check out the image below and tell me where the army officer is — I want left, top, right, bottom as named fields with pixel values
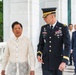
left=37, top=7, right=70, bottom=75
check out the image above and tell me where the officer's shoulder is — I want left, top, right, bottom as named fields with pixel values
left=41, top=24, right=48, bottom=28
left=63, top=24, right=67, bottom=27
left=58, top=22, right=67, bottom=27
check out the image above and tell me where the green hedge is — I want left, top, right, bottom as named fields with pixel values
left=0, top=1, right=3, bottom=42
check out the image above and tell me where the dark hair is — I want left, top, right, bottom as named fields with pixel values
left=68, top=24, right=73, bottom=27
left=11, top=21, right=23, bottom=29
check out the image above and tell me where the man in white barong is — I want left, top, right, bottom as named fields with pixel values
left=1, top=21, right=35, bottom=75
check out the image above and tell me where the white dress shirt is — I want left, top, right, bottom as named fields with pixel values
left=69, top=30, right=73, bottom=41
left=2, top=35, right=35, bottom=75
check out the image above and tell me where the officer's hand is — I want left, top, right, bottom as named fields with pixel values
left=30, top=71, right=34, bottom=75
left=58, top=62, right=66, bottom=71
left=1, top=70, right=5, bottom=75
left=37, top=56, right=44, bottom=64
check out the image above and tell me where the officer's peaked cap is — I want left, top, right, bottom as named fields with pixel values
left=42, top=7, right=57, bottom=18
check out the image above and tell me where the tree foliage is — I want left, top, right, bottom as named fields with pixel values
left=0, top=1, right=3, bottom=42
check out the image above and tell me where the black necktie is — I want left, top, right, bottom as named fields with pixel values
left=50, top=26, right=53, bottom=31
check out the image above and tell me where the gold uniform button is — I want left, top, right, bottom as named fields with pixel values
left=49, top=50, right=51, bottom=52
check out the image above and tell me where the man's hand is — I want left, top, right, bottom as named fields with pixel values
left=1, top=70, right=5, bottom=75
left=70, top=49, right=73, bottom=53
left=37, top=56, right=44, bottom=64
left=30, top=71, right=34, bottom=75
left=59, top=62, right=66, bottom=71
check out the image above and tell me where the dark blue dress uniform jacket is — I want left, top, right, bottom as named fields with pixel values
left=72, top=31, right=76, bottom=51
left=72, top=31, right=76, bottom=65
left=37, top=21, right=70, bottom=70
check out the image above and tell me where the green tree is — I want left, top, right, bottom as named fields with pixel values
left=0, top=1, right=3, bottom=42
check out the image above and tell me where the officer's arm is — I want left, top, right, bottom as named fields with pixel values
left=37, top=26, right=44, bottom=57
left=62, top=25, right=70, bottom=65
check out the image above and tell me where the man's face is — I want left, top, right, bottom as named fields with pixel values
left=69, top=25, right=73, bottom=30
left=43, top=14, right=53, bottom=24
left=12, top=24, right=23, bottom=38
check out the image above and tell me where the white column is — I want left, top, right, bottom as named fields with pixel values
left=3, top=0, right=10, bottom=41
left=30, top=0, right=42, bottom=74
left=58, top=0, right=68, bottom=24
